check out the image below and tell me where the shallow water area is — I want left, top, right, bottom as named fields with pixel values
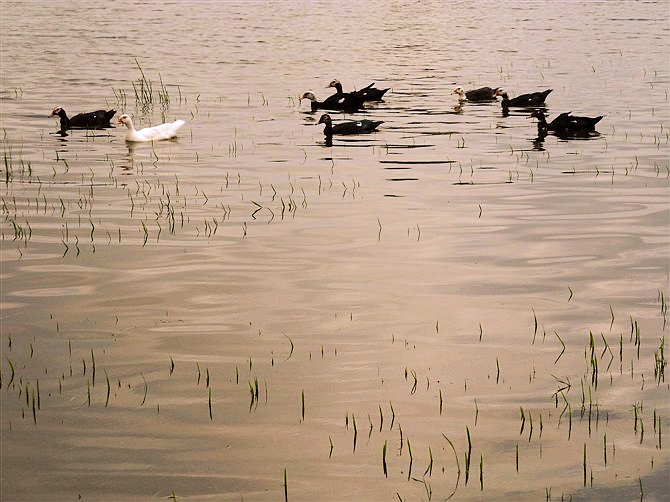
left=1, top=1, right=669, bottom=501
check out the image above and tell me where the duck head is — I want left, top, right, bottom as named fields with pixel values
left=50, top=106, right=65, bottom=118
left=327, top=79, right=343, bottom=93
left=114, top=114, right=134, bottom=129
left=300, top=91, right=316, bottom=103
left=317, top=114, right=332, bottom=126
left=452, top=87, right=466, bottom=100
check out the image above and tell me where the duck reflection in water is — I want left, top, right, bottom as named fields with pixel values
left=121, top=141, right=168, bottom=171
left=531, top=130, right=548, bottom=151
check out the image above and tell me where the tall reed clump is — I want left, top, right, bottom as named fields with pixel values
left=132, top=59, right=172, bottom=113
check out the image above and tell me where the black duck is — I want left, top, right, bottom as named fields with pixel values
left=50, top=106, right=116, bottom=133
left=317, top=113, right=383, bottom=136
left=300, top=89, right=363, bottom=113
left=330, top=80, right=389, bottom=102
left=530, top=109, right=603, bottom=135
left=498, top=89, right=552, bottom=108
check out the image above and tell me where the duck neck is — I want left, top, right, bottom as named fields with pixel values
left=333, top=82, right=343, bottom=94
left=322, top=121, right=333, bottom=136
left=58, top=110, right=70, bottom=131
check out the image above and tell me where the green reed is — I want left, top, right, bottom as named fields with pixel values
left=132, top=59, right=155, bottom=111
left=352, top=414, right=358, bottom=452
left=424, top=446, right=433, bottom=477
left=515, top=441, right=519, bottom=472
left=90, top=350, right=96, bottom=387
left=406, top=438, right=413, bottom=481
left=654, top=336, right=666, bottom=383
left=464, top=426, right=472, bottom=485
left=479, top=454, right=484, bottom=491
left=208, top=387, right=213, bottom=421
left=659, top=289, right=668, bottom=329
left=31, top=386, right=37, bottom=425
left=300, top=389, right=305, bottom=422
left=3, top=147, right=12, bottom=184
left=555, top=332, right=566, bottom=363
left=104, top=369, right=110, bottom=408
left=140, top=373, right=148, bottom=406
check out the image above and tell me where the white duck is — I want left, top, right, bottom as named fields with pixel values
left=115, top=114, right=185, bottom=142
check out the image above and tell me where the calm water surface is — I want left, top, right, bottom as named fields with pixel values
left=1, top=1, right=669, bottom=500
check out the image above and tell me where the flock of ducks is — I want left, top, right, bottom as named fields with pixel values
left=49, top=81, right=602, bottom=143
left=300, top=80, right=603, bottom=141
left=453, top=86, right=602, bottom=136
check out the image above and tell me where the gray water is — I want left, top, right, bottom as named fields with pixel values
left=1, top=1, right=669, bottom=501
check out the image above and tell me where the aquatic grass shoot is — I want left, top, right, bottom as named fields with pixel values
left=208, top=387, right=213, bottom=421
left=654, top=336, right=666, bottom=383
left=406, top=438, right=413, bottom=481
left=515, top=441, right=519, bottom=472
left=131, top=58, right=173, bottom=113
left=464, top=426, right=472, bottom=485
left=140, top=373, right=148, bottom=406
left=352, top=414, right=358, bottom=452
left=300, top=389, right=305, bottom=422
left=479, top=454, right=484, bottom=490
left=104, top=369, right=110, bottom=408
left=424, top=446, right=433, bottom=477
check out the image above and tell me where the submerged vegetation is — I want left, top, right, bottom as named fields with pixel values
left=1, top=283, right=667, bottom=499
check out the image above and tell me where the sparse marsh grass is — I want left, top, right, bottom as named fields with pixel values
left=2, top=275, right=668, bottom=500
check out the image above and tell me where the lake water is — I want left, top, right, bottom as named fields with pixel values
left=1, top=1, right=669, bottom=500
